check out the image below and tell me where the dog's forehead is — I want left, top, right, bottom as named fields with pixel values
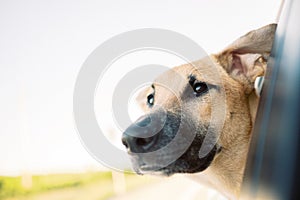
left=153, top=56, right=222, bottom=88
left=152, top=65, right=190, bottom=93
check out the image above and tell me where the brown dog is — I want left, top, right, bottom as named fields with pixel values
left=122, top=24, right=277, bottom=199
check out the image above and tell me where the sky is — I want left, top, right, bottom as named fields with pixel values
left=0, top=0, right=282, bottom=176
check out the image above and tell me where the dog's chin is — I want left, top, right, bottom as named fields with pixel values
left=132, top=145, right=219, bottom=176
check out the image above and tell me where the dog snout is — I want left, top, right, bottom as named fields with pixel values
left=122, top=114, right=165, bottom=153
left=122, top=132, right=158, bottom=153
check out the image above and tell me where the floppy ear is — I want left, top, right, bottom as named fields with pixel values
left=215, top=24, right=277, bottom=94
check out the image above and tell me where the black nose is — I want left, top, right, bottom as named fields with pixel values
left=122, top=114, right=163, bottom=153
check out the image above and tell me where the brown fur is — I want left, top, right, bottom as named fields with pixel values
left=132, top=24, right=277, bottom=199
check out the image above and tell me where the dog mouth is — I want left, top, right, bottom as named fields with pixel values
left=131, top=143, right=221, bottom=176
left=138, top=165, right=166, bottom=175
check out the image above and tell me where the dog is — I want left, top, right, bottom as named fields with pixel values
left=122, top=24, right=277, bottom=199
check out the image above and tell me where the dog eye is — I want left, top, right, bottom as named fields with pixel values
left=192, top=82, right=208, bottom=96
left=147, top=94, right=154, bottom=106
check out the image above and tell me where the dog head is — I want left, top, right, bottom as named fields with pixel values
left=122, top=24, right=276, bottom=193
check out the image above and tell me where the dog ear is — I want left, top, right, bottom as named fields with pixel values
left=215, top=24, right=277, bottom=94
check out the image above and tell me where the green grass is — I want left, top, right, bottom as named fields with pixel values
left=0, top=172, right=112, bottom=199
left=0, top=172, right=155, bottom=200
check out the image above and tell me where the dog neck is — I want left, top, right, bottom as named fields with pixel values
left=211, top=90, right=260, bottom=199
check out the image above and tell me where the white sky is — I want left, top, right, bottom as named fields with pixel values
left=0, top=0, right=282, bottom=176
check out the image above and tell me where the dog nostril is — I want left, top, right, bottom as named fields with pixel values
left=136, top=136, right=155, bottom=148
left=136, top=138, right=148, bottom=146
left=122, top=137, right=129, bottom=149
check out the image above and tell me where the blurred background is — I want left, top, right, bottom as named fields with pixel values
left=0, top=0, right=282, bottom=199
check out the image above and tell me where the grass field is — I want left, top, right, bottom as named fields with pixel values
left=0, top=171, right=155, bottom=200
